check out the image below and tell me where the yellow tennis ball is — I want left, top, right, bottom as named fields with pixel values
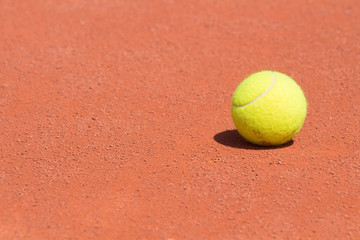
left=231, top=71, right=307, bottom=146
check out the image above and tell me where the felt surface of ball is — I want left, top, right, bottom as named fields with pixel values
left=231, top=71, right=307, bottom=146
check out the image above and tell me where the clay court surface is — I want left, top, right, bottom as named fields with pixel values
left=1, top=0, right=360, bottom=239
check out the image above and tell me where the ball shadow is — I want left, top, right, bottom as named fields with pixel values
left=213, top=130, right=293, bottom=150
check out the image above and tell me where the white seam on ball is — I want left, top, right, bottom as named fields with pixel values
left=232, top=73, right=277, bottom=108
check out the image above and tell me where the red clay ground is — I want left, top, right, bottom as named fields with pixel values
left=1, top=0, right=360, bottom=239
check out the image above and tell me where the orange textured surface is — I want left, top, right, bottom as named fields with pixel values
left=1, top=0, right=360, bottom=239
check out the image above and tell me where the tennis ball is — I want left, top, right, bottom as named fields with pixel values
left=231, top=71, right=307, bottom=146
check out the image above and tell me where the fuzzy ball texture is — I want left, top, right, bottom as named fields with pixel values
left=231, top=71, right=307, bottom=146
